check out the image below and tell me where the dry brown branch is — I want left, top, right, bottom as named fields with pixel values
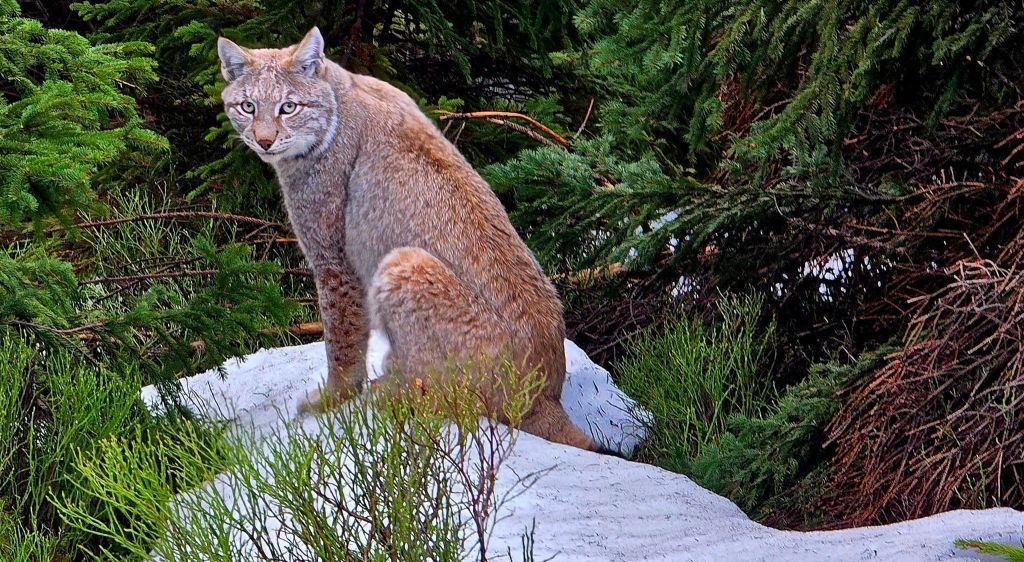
left=18, top=318, right=325, bottom=346
left=82, top=267, right=311, bottom=285
left=552, top=263, right=626, bottom=284
left=486, top=117, right=560, bottom=148
left=177, top=321, right=325, bottom=352
left=280, top=321, right=323, bottom=337
left=575, top=98, right=596, bottom=138
left=8, top=320, right=108, bottom=337
left=436, top=108, right=618, bottom=189
left=56, top=211, right=280, bottom=232
left=437, top=110, right=570, bottom=148
left=823, top=246, right=1024, bottom=527
left=4, top=211, right=285, bottom=243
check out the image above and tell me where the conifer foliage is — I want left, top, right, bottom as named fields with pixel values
left=0, top=3, right=296, bottom=556
left=73, top=0, right=580, bottom=207
left=493, top=0, right=1022, bottom=283
left=0, top=0, right=162, bottom=226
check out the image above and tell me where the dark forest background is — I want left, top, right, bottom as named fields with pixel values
left=3, top=0, right=1024, bottom=557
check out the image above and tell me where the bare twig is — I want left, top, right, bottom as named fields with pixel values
left=4, top=211, right=285, bottom=243
left=82, top=267, right=311, bottom=285
left=437, top=111, right=570, bottom=148
left=485, top=118, right=559, bottom=148
left=575, top=98, right=595, bottom=138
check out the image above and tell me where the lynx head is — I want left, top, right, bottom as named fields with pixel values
left=217, top=27, right=340, bottom=163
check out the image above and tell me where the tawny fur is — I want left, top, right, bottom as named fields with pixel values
left=218, top=28, right=595, bottom=451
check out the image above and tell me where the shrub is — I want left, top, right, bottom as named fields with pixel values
left=826, top=251, right=1024, bottom=525
left=689, top=347, right=892, bottom=522
left=56, top=366, right=545, bottom=561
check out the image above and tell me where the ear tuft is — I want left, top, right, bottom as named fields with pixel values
left=217, top=37, right=249, bottom=82
left=292, top=27, right=325, bottom=78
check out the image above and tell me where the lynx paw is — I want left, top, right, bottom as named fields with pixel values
left=297, top=384, right=358, bottom=415
left=297, top=388, right=329, bottom=415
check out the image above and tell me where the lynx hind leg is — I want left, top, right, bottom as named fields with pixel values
left=368, top=247, right=499, bottom=386
left=368, top=247, right=600, bottom=452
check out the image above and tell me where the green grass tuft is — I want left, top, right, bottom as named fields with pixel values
left=617, top=293, right=775, bottom=473
left=956, top=539, right=1024, bottom=561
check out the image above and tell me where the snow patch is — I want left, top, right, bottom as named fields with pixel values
left=143, top=340, right=1024, bottom=561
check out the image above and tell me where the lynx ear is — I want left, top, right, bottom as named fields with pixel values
left=292, top=27, right=325, bottom=77
left=217, top=37, right=250, bottom=82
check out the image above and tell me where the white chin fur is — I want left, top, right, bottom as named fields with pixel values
left=257, top=151, right=284, bottom=163
left=257, top=145, right=302, bottom=163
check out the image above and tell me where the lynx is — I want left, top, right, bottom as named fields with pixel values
left=218, top=28, right=598, bottom=451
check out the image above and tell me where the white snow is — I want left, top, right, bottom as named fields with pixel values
left=140, top=332, right=648, bottom=455
left=143, top=337, right=1024, bottom=561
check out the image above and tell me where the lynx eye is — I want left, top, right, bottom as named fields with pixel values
left=240, top=101, right=256, bottom=114
left=280, top=101, right=297, bottom=115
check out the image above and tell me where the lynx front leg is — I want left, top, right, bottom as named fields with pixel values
left=298, top=262, right=369, bottom=414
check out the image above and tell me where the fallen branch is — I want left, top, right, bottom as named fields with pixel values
left=61, top=211, right=280, bottom=231
left=9, top=320, right=108, bottom=337
left=5, top=211, right=285, bottom=242
left=83, top=267, right=312, bottom=285
left=278, top=321, right=323, bottom=337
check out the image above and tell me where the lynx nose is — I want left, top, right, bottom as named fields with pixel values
left=256, top=137, right=275, bottom=151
